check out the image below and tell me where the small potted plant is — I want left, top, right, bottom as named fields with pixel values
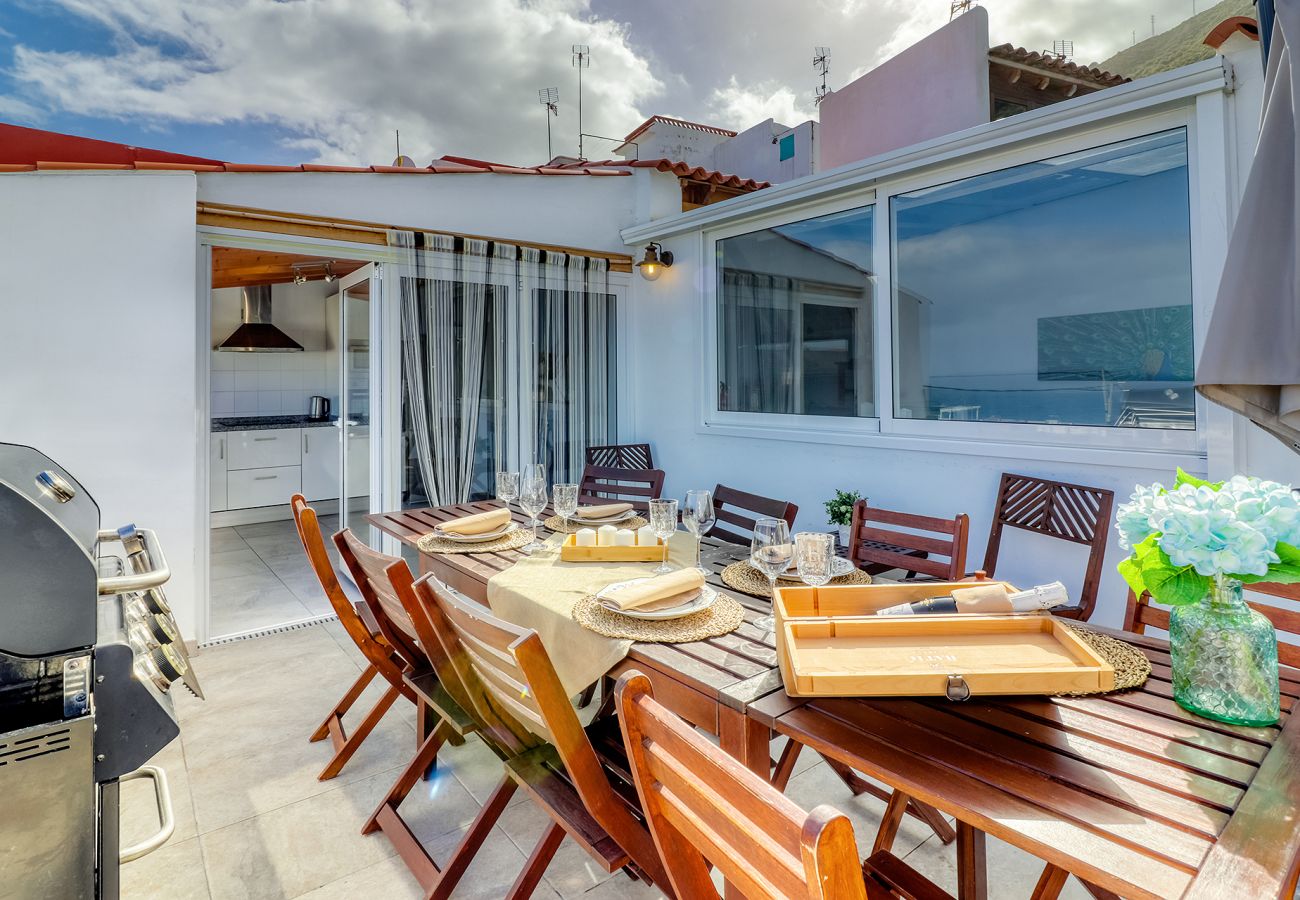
left=1116, top=469, right=1300, bottom=726
left=824, top=489, right=863, bottom=547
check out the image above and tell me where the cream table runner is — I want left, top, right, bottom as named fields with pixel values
left=486, top=531, right=696, bottom=696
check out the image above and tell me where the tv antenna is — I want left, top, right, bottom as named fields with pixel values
left=950, top=0, right=974, bottom=21
left=392, top=129, right=414, bottom=167
left=1051, top=40, right=1074, bottom=60
left=572, top=44, right=590, bottom=159
left=813, top=47, right=831, bottom=105
left=538, top=87, right=559, bottom=160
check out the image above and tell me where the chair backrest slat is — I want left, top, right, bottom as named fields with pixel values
left=708, top=484, right=798, bottom=545
left=1124, top=583, right=1300, bottom=669
left=983, top=473, right=1114, bottom=621
left=380, top=562, right=478, bottom=719
left=578, top=464, right=666, bottom=514
left=848, top=500, right=969, bottom=582
left=585, top=443, right=654, bottom=470
left=289, top=495, right=401, bottom=680
left=334, top=529, right=422, bottom=671
left=615, top=672, right=868, bottom=900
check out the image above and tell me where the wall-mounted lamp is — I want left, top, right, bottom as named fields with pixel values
left=635, top=242, right=673, bottom=281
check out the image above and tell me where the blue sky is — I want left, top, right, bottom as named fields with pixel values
left=0, top=1, right=1210, bottom=167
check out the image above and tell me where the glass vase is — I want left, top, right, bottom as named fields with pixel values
left=1169, top=576, right=1280, bottom=727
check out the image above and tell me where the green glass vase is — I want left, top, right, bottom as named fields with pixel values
left=1169, top=576, right=1280, bottom=727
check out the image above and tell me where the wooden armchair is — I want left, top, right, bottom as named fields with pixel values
left=585, top=442, right=654, bottom=470
left=981, top=473, right=1114, bottom=621
left=424, top=580, right=673, bottom=896
left=290, top=495, right=413, bottom=781
left=615, top=671, right=952, bottom=900
left=578, top=463, right=666, bottom=514
left=707, top=483, right=798, bottom=544
left=847, top=500, right=969, bottom=581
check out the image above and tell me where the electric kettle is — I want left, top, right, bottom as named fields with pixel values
left=308, top=396, right=331, bottom=421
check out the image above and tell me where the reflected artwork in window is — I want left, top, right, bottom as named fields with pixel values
left=891, top=129, right=1195, bottom=430
left=716, top=205, right=875, bottom=418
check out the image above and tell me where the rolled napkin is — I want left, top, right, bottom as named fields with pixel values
left=438, top=507, right=511, bottom=535
left=576, top=502, right=633, bottom=520
left=602, top=568, right=706, bottom=611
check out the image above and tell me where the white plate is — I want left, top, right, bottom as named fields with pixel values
left=597, top=578, right=718, bottom=620
left=434, top=521, right=518, bottom=543
left=774, top=557, right=855, bottom=582
left=571, top=509, right=637, bottom=525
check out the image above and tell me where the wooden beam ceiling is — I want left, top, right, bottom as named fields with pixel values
left=211, top=247, right=367, bottom=289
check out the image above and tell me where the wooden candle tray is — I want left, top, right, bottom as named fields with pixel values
left=774, top=583, right=1114, bottom=699
left=559, top=533, right=665, bottom=563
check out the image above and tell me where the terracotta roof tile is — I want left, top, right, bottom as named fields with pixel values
left=988, top=44, right=1129, bottom=89
left=1205, top=16, right=1260, bottom=49
left=621, top=115, right=738, bottom=145
left=561, top=158, right=769, bottom=191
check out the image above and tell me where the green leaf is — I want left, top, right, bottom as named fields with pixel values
left=1173, top=467, right=1224, bottom=491
left=1117, top=554, right=1146, bottom=596
left=1276, top=542, right=1300, bottom=566
left=1140, top=542, right=1210, bottom=605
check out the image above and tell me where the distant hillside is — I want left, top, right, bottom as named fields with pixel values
left=1098, top=0, right=1254, bottom=79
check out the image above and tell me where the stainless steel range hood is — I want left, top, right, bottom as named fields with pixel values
left=215, top=286, right=304, bottom=352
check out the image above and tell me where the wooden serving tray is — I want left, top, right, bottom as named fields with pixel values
left=774, top=583, right=1113, bottom=698
left=559, top=533, right=665, bottom=563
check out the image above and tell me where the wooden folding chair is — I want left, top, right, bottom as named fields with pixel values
left=981, top=473, right=1115, bottom=621
left=425, top=583, right=674, bottom=897
left=847, top=500, right=969, bottom=581
left=1125, top=580, right=1300, bottom=651
left=707, top=483, right=798, bottom=544
left=614, top=671, right=952, bottom=900
left=333, top=533, right=500, bottom=899
left=578, top=463, right=666, bottom=514
left=291, top=495, right=414, bottom=781
left=584, top=442, right=654, bottom=470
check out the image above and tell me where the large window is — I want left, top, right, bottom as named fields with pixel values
left=716, top=206, right=875, bottom=418
left=892, top=129, right=1195, bottom=430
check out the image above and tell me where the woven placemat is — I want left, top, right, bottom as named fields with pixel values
left=416, top=525, right=535, bottom=555
left=720, top=561, right=873, bottom=598
left=544, top=514, right=648, bottom=534
left=1057, top=625, right=1151, bottom=695
left=573, top=592, right=746, bottom=642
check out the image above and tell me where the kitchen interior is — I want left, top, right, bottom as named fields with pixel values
left=207, top=247, right=373, bottom=638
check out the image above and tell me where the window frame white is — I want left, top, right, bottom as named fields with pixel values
left=698, top=100, right=1224, bottom=465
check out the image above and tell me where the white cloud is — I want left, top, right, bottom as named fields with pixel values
left=5, top=0, right=664, bottom=165
left=707, top=77, right=817, bottom=130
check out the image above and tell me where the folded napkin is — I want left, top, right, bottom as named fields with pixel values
left=439, top=507, right=511, bottom=535
left=602, top=568, right=705, bottom=611
left=575, top=502, right=633, bottom=520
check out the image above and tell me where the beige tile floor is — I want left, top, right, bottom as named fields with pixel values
left=127, top=596, right=1091, bottom=897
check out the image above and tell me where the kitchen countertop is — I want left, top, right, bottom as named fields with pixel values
left=212, top=415, right=339, bottom=433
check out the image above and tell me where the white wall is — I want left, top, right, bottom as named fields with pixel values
left=619, top=122, right=732, bottom=168
left=819, top=8, right=990, bottom=170
left=0, top=171, right=201, bottom=637
left=197, top=172, right=641, bottom=254
left=711, top=119, right=819, bottom=184
left=211, top=280, right=335, bottom=417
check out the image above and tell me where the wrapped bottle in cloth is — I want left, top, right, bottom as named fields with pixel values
left=877, top=581, right=1068, bottom=616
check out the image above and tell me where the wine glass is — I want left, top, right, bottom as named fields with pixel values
left=518, top=471, right=548, bottom=554
left=649, top=498, right=679, bottom=575
left=496, top=471, right=519, bottom=516
left=751, top=518, right=793, bottom=631
left=553, top=483, right=578, bottom=530
left=682, top=489, right=716, bottom=575
left=795, top=532, right=836, bottom=589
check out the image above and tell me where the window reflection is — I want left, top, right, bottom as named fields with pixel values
left=716, top=206, right=875, bottom=418
left=892, top=129, right=1195, bottom=430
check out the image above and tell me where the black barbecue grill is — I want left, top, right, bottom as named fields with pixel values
left=0, top=442, right=203, bottom=899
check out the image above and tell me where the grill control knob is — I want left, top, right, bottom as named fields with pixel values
left=151, top=645, right=187, bottom=686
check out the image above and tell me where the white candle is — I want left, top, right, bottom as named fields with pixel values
left=636, top=524, right=657, bottom=546
left=574, top=528, right=597, bottom=547
left=597, top=524, right=619, bottom=546
left=613, top=528, right=635, bottom=546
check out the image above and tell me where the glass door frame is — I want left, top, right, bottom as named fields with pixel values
left=336, top=263, right=383, bottom=545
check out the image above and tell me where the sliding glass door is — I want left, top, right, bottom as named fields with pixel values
left=335, top=264, right=376, bottom=544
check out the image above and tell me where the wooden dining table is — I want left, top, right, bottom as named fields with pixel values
left=369, top=500, right=1300, bottom=900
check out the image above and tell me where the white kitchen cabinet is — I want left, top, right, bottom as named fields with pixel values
left=227, top=427, right=301, bottom=470
left=226, top=465, right=302, bottom=509
left=301, top=426, right=340, bottom=502
left=209, top=434, right=228, bottom=512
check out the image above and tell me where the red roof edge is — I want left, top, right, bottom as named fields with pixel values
left=1205, top=16, right=1260, bottom=49
left=0, top=122, right=225, bottom=167
left=620, top=115, right=738, bottom=146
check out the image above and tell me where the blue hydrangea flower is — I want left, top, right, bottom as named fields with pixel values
left=1114, top=482, right=1165, bottom=550
left=1155, top=483, right=1280, bottom=577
